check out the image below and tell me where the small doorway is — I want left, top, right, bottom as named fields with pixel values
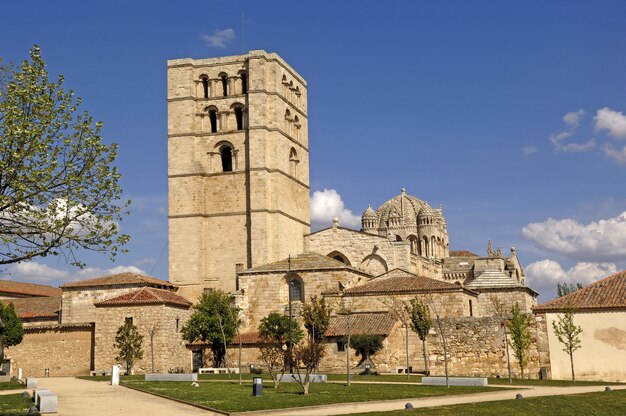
left=192, top=350, right=203, bottom=373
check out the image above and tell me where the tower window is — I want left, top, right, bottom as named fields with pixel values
left=220, top=145, right=233, bottom=172
left=241, top=72, right=247, bottom=94
left=234, top=106, right=244, bottom=130
left=289, top=147, right=299, bottom=177
left=221, top=74, right=228, bottom=96
left=208, top=108, right=218, bottom=133
left=201, top=76, right=209, bottom=98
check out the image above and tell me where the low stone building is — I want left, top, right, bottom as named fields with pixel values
left=3, top=273, right=193, bottom=377
left=534, top=270, right=626, bottom=382
left=94, top=287, right=192, bottom=373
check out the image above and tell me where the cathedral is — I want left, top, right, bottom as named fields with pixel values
left=166, top=50, right=541, bottom=374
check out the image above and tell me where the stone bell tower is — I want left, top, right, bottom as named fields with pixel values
left=167, top=50, right=310, bottom=300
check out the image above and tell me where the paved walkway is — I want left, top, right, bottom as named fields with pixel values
left=33, top=377, right=224, bottom=416
left=5, top=377, right=625, bottom=416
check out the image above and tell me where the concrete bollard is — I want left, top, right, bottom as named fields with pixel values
left=111, top=365, right=120, bottom=386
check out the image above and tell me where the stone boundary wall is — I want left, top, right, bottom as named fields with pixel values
left=6, top=324, right=94, bottom=378
left=224, top=314, right=551, bottom=379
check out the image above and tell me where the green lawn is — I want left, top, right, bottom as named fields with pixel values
left=353, top=389, right=626, bottom=416
left=0, top=381, right=24, bottom=391
left=488, top=377, right=623, bottom=387
left=0, top=393, right=37, bottom=416
left=122, top=380, right=499, bottom=412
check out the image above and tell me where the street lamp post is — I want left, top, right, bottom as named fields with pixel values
left=287, top=255, right=293, bottom=373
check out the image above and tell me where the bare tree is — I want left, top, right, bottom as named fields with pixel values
left=552, top=307, right=583, bottom=382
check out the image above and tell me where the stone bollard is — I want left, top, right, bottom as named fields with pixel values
left=605, top=386, right=611, bottom=392
left=111, top=365, right=120, bottom=386
left=515, top=393, right=523, bottom=400
left=18, top=368, right=23, bottom=381
left=405, top=403, right=414, bottom=409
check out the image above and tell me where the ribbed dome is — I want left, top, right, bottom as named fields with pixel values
left=418, top=205, right=438, bottom=217
left=375, top=190, right=431, bottom=226
left=362, top=205, right=377, bottom=219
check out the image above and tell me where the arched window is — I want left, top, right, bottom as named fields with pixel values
left=327, top=251, right=351, bottom=266
left=395, top=235, right=403, bottom=242
left=220, top=73, right=228, bottom=96
left=293, top=115, right=300, bottom=140
left=233, top=105, right=244, bottom=130
left=423, top=236, right=429, bottom=258
left=220, top=145, right=233, bottom=172
left=289, top=278, right=303, bottom=302
left=408, top=236, right=419, bottom=254
left=284, top=109, right=292, bottom=133
left=207, top=107, right=218, bottom=133
left=200, top=75, right=209, bottom=98
left=289, top=147, right=298, bottom=177
left=240, top=72, right=247, bottom=94
left=282, top=75, right=288, bottom=96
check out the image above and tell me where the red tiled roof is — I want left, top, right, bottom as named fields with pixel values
left=94, top=287, right=191, bottom=308
left=60, top=272, right=174, bottom=289
left=534, top=270, right=626, bottom=312
left=1, top=297, right=61, bottom=319
left=448, top=250, right=479, bottom=258
left=344, top=269, right=470, bottom=295
left=325, top=313, right=396, bottom=337
left=0, top=280, right=61, bottom=297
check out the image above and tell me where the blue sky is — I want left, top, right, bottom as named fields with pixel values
left=2, top=0, right=626, bottom=301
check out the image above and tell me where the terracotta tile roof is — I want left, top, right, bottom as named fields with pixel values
left=240, top=253, right=369, bottom=275
left=534, top=270, right=626, bottom=312
left=344, top=268, right=470, bottom=295
left=1, top=297, right=61, bottom=319
left=325, top=313, right=396, bottom=337
left=94, top=287, right=191, bottom=308
left=60, top=272, right=174, bottom=289
left=0, top=280, right=61, bottom=297
left=235, top=332, right=263, bottom=345
left=448, top=250, right=479, bottom=258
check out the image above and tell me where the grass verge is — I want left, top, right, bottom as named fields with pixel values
left=0, top=381, right=24, bottom=391
left=0, top=393, right=37, bottom=416
left=353, top=389, right=626, bottom=415
left=121, top=380, right=499, bottom=412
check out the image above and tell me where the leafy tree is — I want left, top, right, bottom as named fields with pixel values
left=301, top=295, right=331, bottom=342
left=349, top=334, right=384, bottom=366
left=258, top=312, right=303, bottom=388
left=557, top=283, right=583, bottom=297
left=552, top=307, right=583, bottom=382
left=114, top=320, right=143, bottom=375
left=407, top=296, right=431, bottom=375
left=507, top=303, right=533, bottom=378
left=0, top=45, right=130, bottom=267
left=0, top=303, right=24, bottom=371
left=181, top=290, right=240, bottom=367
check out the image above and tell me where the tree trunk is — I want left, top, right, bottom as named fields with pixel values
left=303, top=381, right=310, bottom=395
left=570, top=351, right=575, bottom=382
left=405, top=325, right=410, bottom=380
left=422, top=339, right=429, bottom=375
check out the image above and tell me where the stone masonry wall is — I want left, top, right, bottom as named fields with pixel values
left=94, top=304, right=192, bottom=374
left=6, top=324, right=93, bottom=378
left=61, top=285, right=146, bottom=324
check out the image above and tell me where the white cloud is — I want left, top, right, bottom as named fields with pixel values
left=602, top=143, right=626, bottom=164
left=549, top=109, right=595, bottom=153
left=563, top=109, right=586, bottom=127
left=595, top=107, right=626, bottom=139
left=559, top=138, right=596, bottom=153
left=201, top=29, right=235, bottom=48
left=521, top=212, right=626, bottom=262
left=522, top=146, right=537, bottom=156
left=526, top=259, right=616, bottom=285
left=6, top=262, right=147, bottom=284
left=310, top=189, right=360, bottom=229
